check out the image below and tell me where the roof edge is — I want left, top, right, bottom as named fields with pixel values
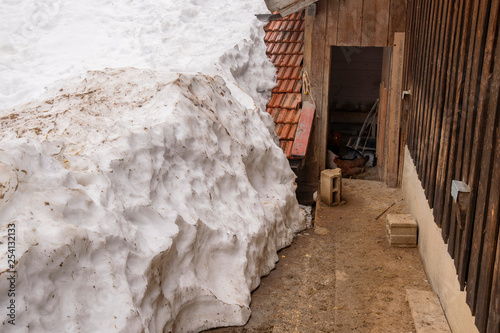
left=264, top=0, right=317, bottom=17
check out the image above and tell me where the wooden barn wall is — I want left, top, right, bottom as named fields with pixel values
left=404, top=0, right=500, bottom=331
left=302, top=0, right=406, bottom=187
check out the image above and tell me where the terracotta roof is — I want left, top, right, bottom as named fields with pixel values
left=264, top=10, right=305, bottom=160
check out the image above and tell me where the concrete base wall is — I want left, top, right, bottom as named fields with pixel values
left=401, top=147, right=478, bottom=333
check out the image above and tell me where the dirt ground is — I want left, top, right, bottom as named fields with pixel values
left=207, top=176, right=434, bottom=332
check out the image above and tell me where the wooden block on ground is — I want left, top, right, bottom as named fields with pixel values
left=387, top=213, right=417, bottom=247
left=406, top=289, right=451, bottom=333
left=320, top=168, right=342, bottom=206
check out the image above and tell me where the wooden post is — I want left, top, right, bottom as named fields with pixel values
left=386, top=32, right=405, bottom=188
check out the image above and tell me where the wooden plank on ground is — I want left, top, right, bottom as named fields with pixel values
left=361, top=0, right=390, bottom=47
left=337, top=0, right=363, bottom=46
left=385, top=32, right=405, bottom=188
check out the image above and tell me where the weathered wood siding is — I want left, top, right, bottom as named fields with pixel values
left=302, top=0, right=406, bottom=187
left=404, top=0, right=500, bottom=331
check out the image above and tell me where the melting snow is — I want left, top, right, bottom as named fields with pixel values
left=0, top=0, right=305, bottom=332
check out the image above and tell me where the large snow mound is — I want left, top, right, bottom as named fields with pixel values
left=0, top=0, right=275, bottom=111
left=0, top=69, right=304, bottom=332
left=0, top=0, right=306, bottom=331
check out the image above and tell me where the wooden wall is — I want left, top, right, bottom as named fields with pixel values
left=302, top=0, right=406, bottom=189
left=404, top=0, right=500, bottom=331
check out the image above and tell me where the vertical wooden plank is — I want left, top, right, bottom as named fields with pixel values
left=451, top=0, right=481, bottom=265
left=361, top=0, right=390, bottom=47
left=436, top=0, right=466, bottom=239
left=412, top=0, right=432, bottom=174
left=417, top=0, right=441, bottom=197
left=320, top=44, right=331, bottom=173
left=303, top=11, right=314, bottom=75
left=487, top=228, right=500, bottom=332
left=458, top=0, right=493, bottom=290
left=474, top=68, right=500, bottom=333
left=408, top=0, right=425, bottom=157
left=417, top=1, right=439, bottom=184
left=397, top=0, right=413, bottom=186
left=386, top=32, right=405, bottom=188
left=405, top=0, right=419, bottom=153
left=377, top=84, right=388, bottom=177
left=378, top=47, right=392, bottom=180
left=443, top=0, right=474, bottom=256
left=422, top=0, right=446, bottom=200
left=388, top=0, right=407, bottom=45
left=327, top=0, right=339, bottom=46
left=426, top=0, right=452, bottom=208
left=465, top=1, right=499, bottom=324
left=337, top=0, right=363, bottom=46
left=310, top=0, right=328, bottom=176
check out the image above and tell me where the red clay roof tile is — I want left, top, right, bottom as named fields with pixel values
left=280, top=140, right=287, bottom=151
left=272, top=108, right=280, bottom=122
left=283, top=67, right=293, bottom=79
left=272, top=43, right=282, bottom=54
left=276, top=108, right=287, bottom=123
left=275, top=123, right=284, bottom=137
left=280, top=55, right=291, bottom=66
left=284, top=109, right=296, bottom=123
left=264, top=10, right=305, bottom=159
left=293, top=55, right=304, bottom=67
left=264, top=31, right=272, bottom=41
left=298, top=20, right=305, bottom=31
left=284, top=140, right=294, bottom=158
left=292, top=42, right=302, bottom=54
left=277, top=67, right=285, bottom=79
left=292, top=108, right=302, bottom=123
left=278, top=43, right=288, bottom=54
left=266, top=43, right=274, bottom=54
left=280, top=123, right=291, bottom=139
left=291, top=67, right=301, bottom=79
left=288, top=124, right=298, bottom=140
left=283, top=93, right=301, bottom=109
left=293, top=80, right=302, bottom=93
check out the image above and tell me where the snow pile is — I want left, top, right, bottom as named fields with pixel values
left=0, top=0, right=276, bottom=112
left=0, top=69, right=304, bottom=332
left=0, top=0, right=306, bottom=332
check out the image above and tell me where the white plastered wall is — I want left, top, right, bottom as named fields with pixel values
left=401, top=146, right=479, bottom=333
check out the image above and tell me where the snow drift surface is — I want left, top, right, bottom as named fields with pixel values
left=0, top=69, right=304, bottom=332
left=0, top=0, right=305, bottom=332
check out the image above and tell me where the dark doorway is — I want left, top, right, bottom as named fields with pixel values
left=327, top=46, right=384, bottom=162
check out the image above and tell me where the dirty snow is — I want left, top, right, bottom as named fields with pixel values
left=0, top=1, right=305, bottom=332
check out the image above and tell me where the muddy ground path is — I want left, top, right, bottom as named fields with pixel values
left=207, top=178, right=433, bottom=332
